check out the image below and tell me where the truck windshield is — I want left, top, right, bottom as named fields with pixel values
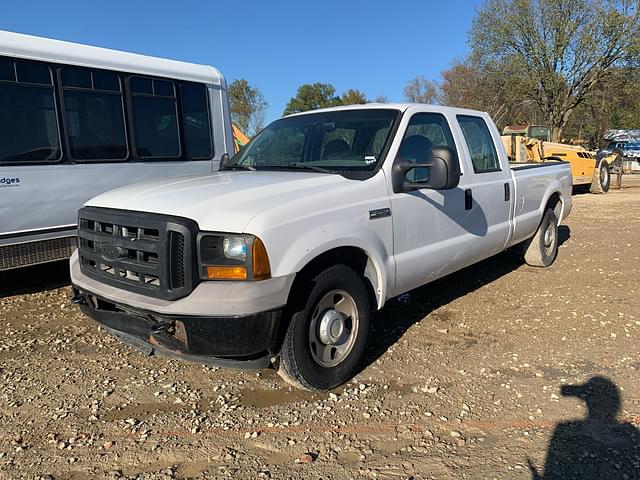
left=225, top=109, right=399, bottom=173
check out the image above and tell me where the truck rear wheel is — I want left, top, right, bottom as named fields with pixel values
left=277, top=265, right=370, bottom=391
left=590, top=161, right=610, bottom=193
left=524, top=208, right=559, bottom=267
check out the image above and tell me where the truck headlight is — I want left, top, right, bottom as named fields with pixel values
left=198, top=233, right=271, bottom=281
left=223, top=236, right=248, bottom=262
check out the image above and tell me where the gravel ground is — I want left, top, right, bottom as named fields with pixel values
left=1, top=176, right=639, bottom=480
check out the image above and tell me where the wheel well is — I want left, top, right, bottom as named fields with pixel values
left=546, top=192, right=562, bottom=220
left=284, top=246, right=380, bottom=313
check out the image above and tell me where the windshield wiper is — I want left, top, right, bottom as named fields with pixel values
left=223, top=162, right=337, bottom=174
left=222, top=163, right=255, bottom=171
left=266, top=163, right=336, bottom=174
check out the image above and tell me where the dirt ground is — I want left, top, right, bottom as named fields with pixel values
left=1, top=176, right=639, bottom=480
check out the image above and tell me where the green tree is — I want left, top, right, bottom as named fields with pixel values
left=470, top=0, right=640, bottom=141
left=228, top=79, right=268, bottom=136
left=403, top=76, right=439, bottom=104
left=341, top=88, right=368, bottom=105
left=564, top=66, right=640, bottom=146
left=283, top=83, right=342, bottom=115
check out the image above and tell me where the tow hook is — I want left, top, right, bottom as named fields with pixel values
left=71, top=293, right=88, bottom=306
left=151, top=319, right=176, bottom=335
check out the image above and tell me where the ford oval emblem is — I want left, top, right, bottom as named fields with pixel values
left=99, top=243, right=127, bottom=262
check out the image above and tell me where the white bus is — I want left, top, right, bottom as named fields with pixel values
left=0, top=31, right=234, bottom=271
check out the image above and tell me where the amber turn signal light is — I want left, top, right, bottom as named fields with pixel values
left=252, top=237, right=271, bottom=280
left=206, top=266, right=248, bottom=280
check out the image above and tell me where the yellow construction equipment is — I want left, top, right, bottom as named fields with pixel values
left=232, top=124, right=250, bottom=153
left=501, top=125, right=622, bottom=193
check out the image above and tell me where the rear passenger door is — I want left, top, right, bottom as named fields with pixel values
left=456, top=115, right=512, bottom=260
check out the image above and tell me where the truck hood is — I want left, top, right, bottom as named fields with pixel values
left=86, top=171, right=353, bottom=232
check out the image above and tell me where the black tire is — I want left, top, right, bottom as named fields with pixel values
left=524, top=208, right=559, bottom=267
left=590, top=161, right=610, bottom=193
left=612, top=155, right=624, bottom=189
left=277, top=265, right=371, bottom=391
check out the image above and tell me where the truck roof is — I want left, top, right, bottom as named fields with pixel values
left=284, top=103, right=490, bottom=118
left=0, top=30, right=224, bottom=87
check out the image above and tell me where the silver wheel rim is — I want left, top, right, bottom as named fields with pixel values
left=308, top=289, right=359, bottom=368
left=543, top=220, right=556, bottom=256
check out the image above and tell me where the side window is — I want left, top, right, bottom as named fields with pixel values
left=60, top=67, right=127, bottom=161
left=181, top=82, right=213, bottom=159
left=397, top=113, right=456, bottom=182
left=129, top=76, right=180, bottom=159
left=0, top=57, right=61, bottom=164
left=457, top=115, right=501, bottom=173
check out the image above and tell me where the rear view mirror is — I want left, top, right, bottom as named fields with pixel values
left=392, top=146, right=461, bottom=193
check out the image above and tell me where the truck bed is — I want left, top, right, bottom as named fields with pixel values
left=508, top=160, right=573, bottom=247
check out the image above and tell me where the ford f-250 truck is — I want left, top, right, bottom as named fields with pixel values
left=70, top=104, right=572, bottom=391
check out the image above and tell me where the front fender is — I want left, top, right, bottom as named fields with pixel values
left=267, top=220, right=394, bottom=310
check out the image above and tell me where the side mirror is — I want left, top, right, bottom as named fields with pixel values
left=392, top=146, right=461, bottom=193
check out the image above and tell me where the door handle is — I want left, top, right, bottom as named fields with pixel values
left=465, top=189, right=472, bottom=210
left=504, top=183, right=510, bottom=202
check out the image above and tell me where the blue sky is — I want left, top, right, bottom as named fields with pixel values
left=2, top=0, right=480, bottom=123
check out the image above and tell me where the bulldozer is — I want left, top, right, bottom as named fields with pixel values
left=501, top=125, right=622, bottom=193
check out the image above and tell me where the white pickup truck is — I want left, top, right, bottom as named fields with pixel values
left=70, top=104, right=572, bottom=391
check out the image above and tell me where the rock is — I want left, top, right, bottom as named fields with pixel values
left=296, top=453, right=316, bottom=463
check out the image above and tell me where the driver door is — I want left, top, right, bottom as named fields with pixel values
left=390, top=112, right=476, bottom=295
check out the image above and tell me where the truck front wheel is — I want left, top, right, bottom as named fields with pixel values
left=524, top=208, right=559, bottom=267
left=277, top=265, right=371, bottom=391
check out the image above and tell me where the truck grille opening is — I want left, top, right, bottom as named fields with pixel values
left=77, top=207, right=198, bottom=300
left=169, top=231, right=186, bottom=289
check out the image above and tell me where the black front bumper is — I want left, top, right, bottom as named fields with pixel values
left=73, top=287, right=282, bottom=369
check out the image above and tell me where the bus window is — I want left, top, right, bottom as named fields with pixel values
left=60, top=67, right=127, bottom=161
left=130, top=76, right=180, bottom=159
left=0, top=57, right=60, bottom=164
left=181, top=82, right=213, bottom=159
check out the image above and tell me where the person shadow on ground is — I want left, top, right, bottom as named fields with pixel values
left=529, top=376, right=640, bottom=479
